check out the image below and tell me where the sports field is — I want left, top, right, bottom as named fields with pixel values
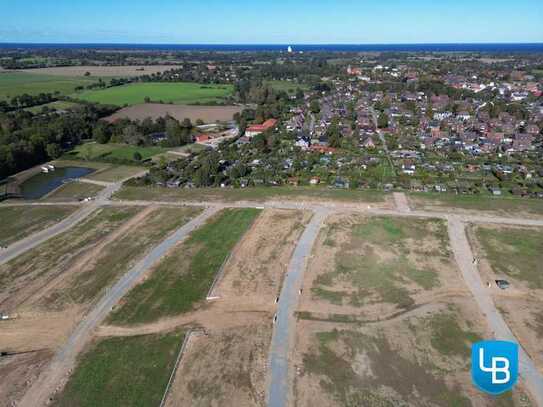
left=0, top=72, right=99, bottom=100
left=75, top=82, right=233, bottom=106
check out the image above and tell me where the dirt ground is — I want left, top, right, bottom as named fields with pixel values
left=104, top=103, right=242, bottom=123
left=468, top=224, right=543, bottom=374
left=19, top=65, right=177, bottom=77
left=0, top=206, right=145, bottom=312
left=216, top=208, right=311, bottom=305
left=94, top=208, right=310, bottom=406
left=293, top=213, right=533, bottom=406
left=0, top=349, right=53, bottom=407
left=165, top=323, right=271, bottom=407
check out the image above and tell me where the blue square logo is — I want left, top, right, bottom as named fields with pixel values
left=472, top=340, right=518, bottom=395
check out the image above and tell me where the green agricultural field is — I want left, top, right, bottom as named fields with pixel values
left=0, top=205, right=78, bottom=246
left=0, top=72, right=99, bottom=100
left=70, top=143, right=167, bottom=162
left=475, top=225, right=543, bottom=289
left=42, top=181, right=104, bottom=201
left=53, top=331, right=184, bottom=407
left=114, top=185, right=386, bottom=204
left=108, top=208, right=261, bottom=325
left=75, top=82, right=233, bottom=106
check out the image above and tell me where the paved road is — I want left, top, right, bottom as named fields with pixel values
left=18, top=206, right=218, bottom=407
left=267, top=208, right=328, bottom=407
left=448, top=216, right=543, bottom=406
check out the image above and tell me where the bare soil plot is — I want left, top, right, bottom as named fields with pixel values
left=294, top=311, right=530, bottom=407
left=105, top=103, right=242, bottom=124
left=299, top=214, right=466, bottom=318
left=294, top=214, right=532, bottom=406
left=165, top=323, right=270, bottom=407
left=84, top=164, right=144, bottom=182
left=52, top=330, right=185, bottom=407
left=216, top=208, right=311, bottom=305
left=115, top=185, right=390, bottom=207
left=469, top=224, right=543, bottom=373
left=40, top=206, right=202, bottom=310
left=0, top=205, right=77, bottom=246
left=0, top=350, right=53, bottom=407
left=0, top=206, right=143, bottom=312
left=41, top=181, right=104, bottom=201
left=19, top=65, right=177, bottom=77
left=408, top=193, right=543, bottom=219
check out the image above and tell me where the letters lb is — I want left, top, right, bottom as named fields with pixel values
left=472, top=340, right=518, bottom=395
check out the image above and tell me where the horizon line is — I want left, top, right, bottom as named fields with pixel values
left=1, top=41, right=543, bottom=45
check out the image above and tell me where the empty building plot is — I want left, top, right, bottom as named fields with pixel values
left=293, top=214, right=532, bottom=406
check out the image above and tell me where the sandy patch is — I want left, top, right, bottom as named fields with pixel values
left=104, top=103, right=242, bottom=123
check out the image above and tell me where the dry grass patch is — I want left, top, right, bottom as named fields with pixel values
left=165, top=323, right=270, bottom=407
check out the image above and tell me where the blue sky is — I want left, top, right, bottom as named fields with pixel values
left=1, top=0, right=542, bottom=44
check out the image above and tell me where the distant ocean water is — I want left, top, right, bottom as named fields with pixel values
left=1, top=43, right=543, bottom=53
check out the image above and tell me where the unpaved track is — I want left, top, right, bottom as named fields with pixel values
left=0, top=204, right=98, bottom=266
left=17, top=206, right=218, bottom=407
left=267, top=208, right=328, bottom=407
left=448, top=216, right=543, bottom=406
left=0, top=173, right=145, bottom=266
left=393, top=192, right=410, bottom=212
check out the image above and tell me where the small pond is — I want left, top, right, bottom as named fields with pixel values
left=20, top=167, right=95, bottom=199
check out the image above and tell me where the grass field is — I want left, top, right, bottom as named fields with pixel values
left=114, top=185, right=387, bottom=204
left=70, top=143, right=167, bottom=162
left=0, top=205, right=77, bottom=246
left=42, top=182, right=104, bottom=201
left=85, top=165, right=144, bottom=182
left=109, top=208, right=261, bottom=325
left=264, top=80, right=309, bottom=94
left=0, top=72, right=99, bottom=100
left=409, top=192, right=543, bottom=217
left=53, top=331, right=184, bottom=407
left=75, top=82, right=233, bottom=106
left=475, top=226, right=543, bottom=289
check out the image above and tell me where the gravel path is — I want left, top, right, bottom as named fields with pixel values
left=267, top=208, right=328, bottom=407
left=448, top=216, right=543, bottom=406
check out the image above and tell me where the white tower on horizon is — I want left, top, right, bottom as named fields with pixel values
left=287, top=45, right=293, bottom=53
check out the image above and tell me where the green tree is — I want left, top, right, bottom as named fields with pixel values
left=309, top=100, right=320, bottom=114
left=378, top=113, right=389, bottom=129
left=133, top=151, right=142, bottom=161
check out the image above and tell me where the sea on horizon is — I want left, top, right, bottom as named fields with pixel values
left=1, top=43, right=542, bottom=53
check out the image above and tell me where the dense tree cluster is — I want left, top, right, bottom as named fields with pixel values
left=0, top=103, right=117, bottom=179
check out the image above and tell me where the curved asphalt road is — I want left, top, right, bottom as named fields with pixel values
left=18, top=206, right=218, bottom=407
left=267, top=208, right=328, bottom=407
